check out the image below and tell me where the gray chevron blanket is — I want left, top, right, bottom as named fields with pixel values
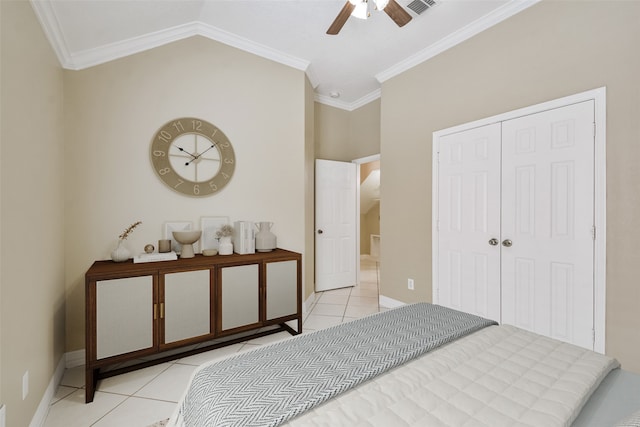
left=174, top=303, right=497, bottom=427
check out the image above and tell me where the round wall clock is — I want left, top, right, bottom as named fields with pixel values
left=150, top=117, right=235, bottom=197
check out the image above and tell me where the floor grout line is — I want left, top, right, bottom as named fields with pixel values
left=45, top=259, right=380, bottom=427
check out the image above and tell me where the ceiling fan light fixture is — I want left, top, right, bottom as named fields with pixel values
left=350, top=0, right=370, bottom=19
left=374, top=0, right=389, bottom=10
left=327, top=0, right=411, bottom=35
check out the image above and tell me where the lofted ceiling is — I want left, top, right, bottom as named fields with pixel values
left=30, top=0, right=537, bottom=110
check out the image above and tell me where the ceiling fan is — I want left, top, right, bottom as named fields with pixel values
left=327, top=0, right=412, bottom=35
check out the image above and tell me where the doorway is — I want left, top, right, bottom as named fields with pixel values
left=356, top=155, right=381, bottom=307
left=313, top=154, right=381, bottom=312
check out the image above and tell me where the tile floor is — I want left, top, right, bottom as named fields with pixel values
left=43, top=256, right=382, bottom=427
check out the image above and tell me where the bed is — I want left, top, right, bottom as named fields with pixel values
left=168, top=303, right=639, bottom=427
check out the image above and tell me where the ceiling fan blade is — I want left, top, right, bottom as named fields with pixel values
left=384, top=0, right=412, bottom=27
left=326, top=1, right=356, bottom=35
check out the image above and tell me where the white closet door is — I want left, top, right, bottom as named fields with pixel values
left=437, top=123, right=502, bottom=322
left=501, top=100, right=595, bottom=349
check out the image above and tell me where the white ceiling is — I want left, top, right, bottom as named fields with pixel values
left=30, top=0, right=537, bottom=110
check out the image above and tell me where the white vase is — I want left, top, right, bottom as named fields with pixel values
left=219, top=236, right=233, bottom=255
left=111, top=239, right=131, bottom=262
left=255, top=221, right=277, bottom=252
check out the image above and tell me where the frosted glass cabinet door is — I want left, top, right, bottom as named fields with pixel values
left=266, top=260, right=298, bottom=320
left=221, top=264, right=259, bottom=330
left=96, top=276, right=153, bottom=359
left=164, top=269, right=211, bottom=344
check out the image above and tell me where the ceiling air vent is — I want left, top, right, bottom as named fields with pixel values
left=406, top=0, right=437, bottom=15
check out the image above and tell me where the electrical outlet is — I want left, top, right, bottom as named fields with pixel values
left=22, top=371, right=29, bottom=400
left=408, top=278, right=414, bottom=290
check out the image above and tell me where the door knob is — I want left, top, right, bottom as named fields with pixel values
left=502, top=239, right=513, bottom=247
left=317, top=229, right=323, bottom=234
left=488, top=238, right=499, bottom=246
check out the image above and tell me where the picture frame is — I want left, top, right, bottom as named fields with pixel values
left=200, top=216, right=230, bottom=251
left=164, top=221, right=193, bottom=254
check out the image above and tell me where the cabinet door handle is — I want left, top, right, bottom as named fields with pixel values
left=488, top=238, right=499, bottom=246
left=160, top=302, right=165, bottom=319
left=154, top=303, right=157, bottom=320
left=502, top=239, right=513, bottom=247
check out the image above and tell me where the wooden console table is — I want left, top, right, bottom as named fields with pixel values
left=85, top=248, right=302, bottom=403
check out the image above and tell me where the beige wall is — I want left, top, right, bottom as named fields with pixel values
left=63, top=36, right=308, bottom=351
left=315, top=99, right=381, bottom=161
left=0, top=1, right=66, bottom=425
left=9, top=2, right=638, bottom=424
left=380, top=0, right=640, bottom=373
left=360, top=160, right=380, bottom=184
left=304, top=79, right=316, bottom=301
left=360, top=160, right=381, bottom=255
left=361, top=203, right=380, bottom=255
left=349, top=101, right=382, bottom=159
left=315, top=103, right=350, bottom=160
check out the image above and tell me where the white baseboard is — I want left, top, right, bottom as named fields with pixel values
left=27, top=293, right=324, bottom=427
left=308, top=290, right=403, bottom=310
left=28, top=290, right=362, bottom=426
left=303, top=292, right=316, bottom=313
left=29, top=349, right=85, bottom=427
left=31, top=291, right=318, bottom=425
left=65, top=349, right=85, bottom=369
left=379, top=294, right=405, bottom=309
left=29, top=354, right=66, bottom=427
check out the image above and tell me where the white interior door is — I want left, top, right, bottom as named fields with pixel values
left=501, top=100, right=595, bottom=349
left=315, top=159, right=357, bottom=292
left=437, top=123, right=502, bottom=322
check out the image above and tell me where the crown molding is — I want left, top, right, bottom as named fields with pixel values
left=305, top=65, right=320, bottom=90
left=30, top=0, right=536, bottom=110
left=318, top=0, right=539, bottom=110
left=30, top=0, right=73, bottom=67
left=68, top=21, right=310, bottom=72
left=315, top=89, right=381, bottom=112
left=30, top=0, right=311, bottom=73
left=314, top=93, right=349, bottom=110
left=69, top=22, right=200, bottom=70
left=376, top=0, right=540, bottom=83
left=195, top=23, right=310, bottom=72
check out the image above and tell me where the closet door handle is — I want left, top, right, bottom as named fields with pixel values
left=488, top=238, right=499, bottom=246
left=502, top=239, right=513, bottom=248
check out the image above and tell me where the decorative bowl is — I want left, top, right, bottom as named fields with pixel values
left=172, top=230, right=202, bottom=258
left=172, top=230, right=202, bottom=244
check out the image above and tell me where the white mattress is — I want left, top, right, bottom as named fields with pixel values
left=283, top=325, right=619, bottom=427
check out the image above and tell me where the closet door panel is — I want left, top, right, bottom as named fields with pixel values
left=501, top=100, right=595, bottom=349
left=437, top=123, right=502, bottom=322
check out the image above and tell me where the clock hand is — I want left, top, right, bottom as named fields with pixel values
left=184, top=144, right=218, bottom=166
left=176, top=147, right=198, bottom=166
left=177, top=147, right=197, bottom=158
left=196, top=144, right=217, bottom=158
